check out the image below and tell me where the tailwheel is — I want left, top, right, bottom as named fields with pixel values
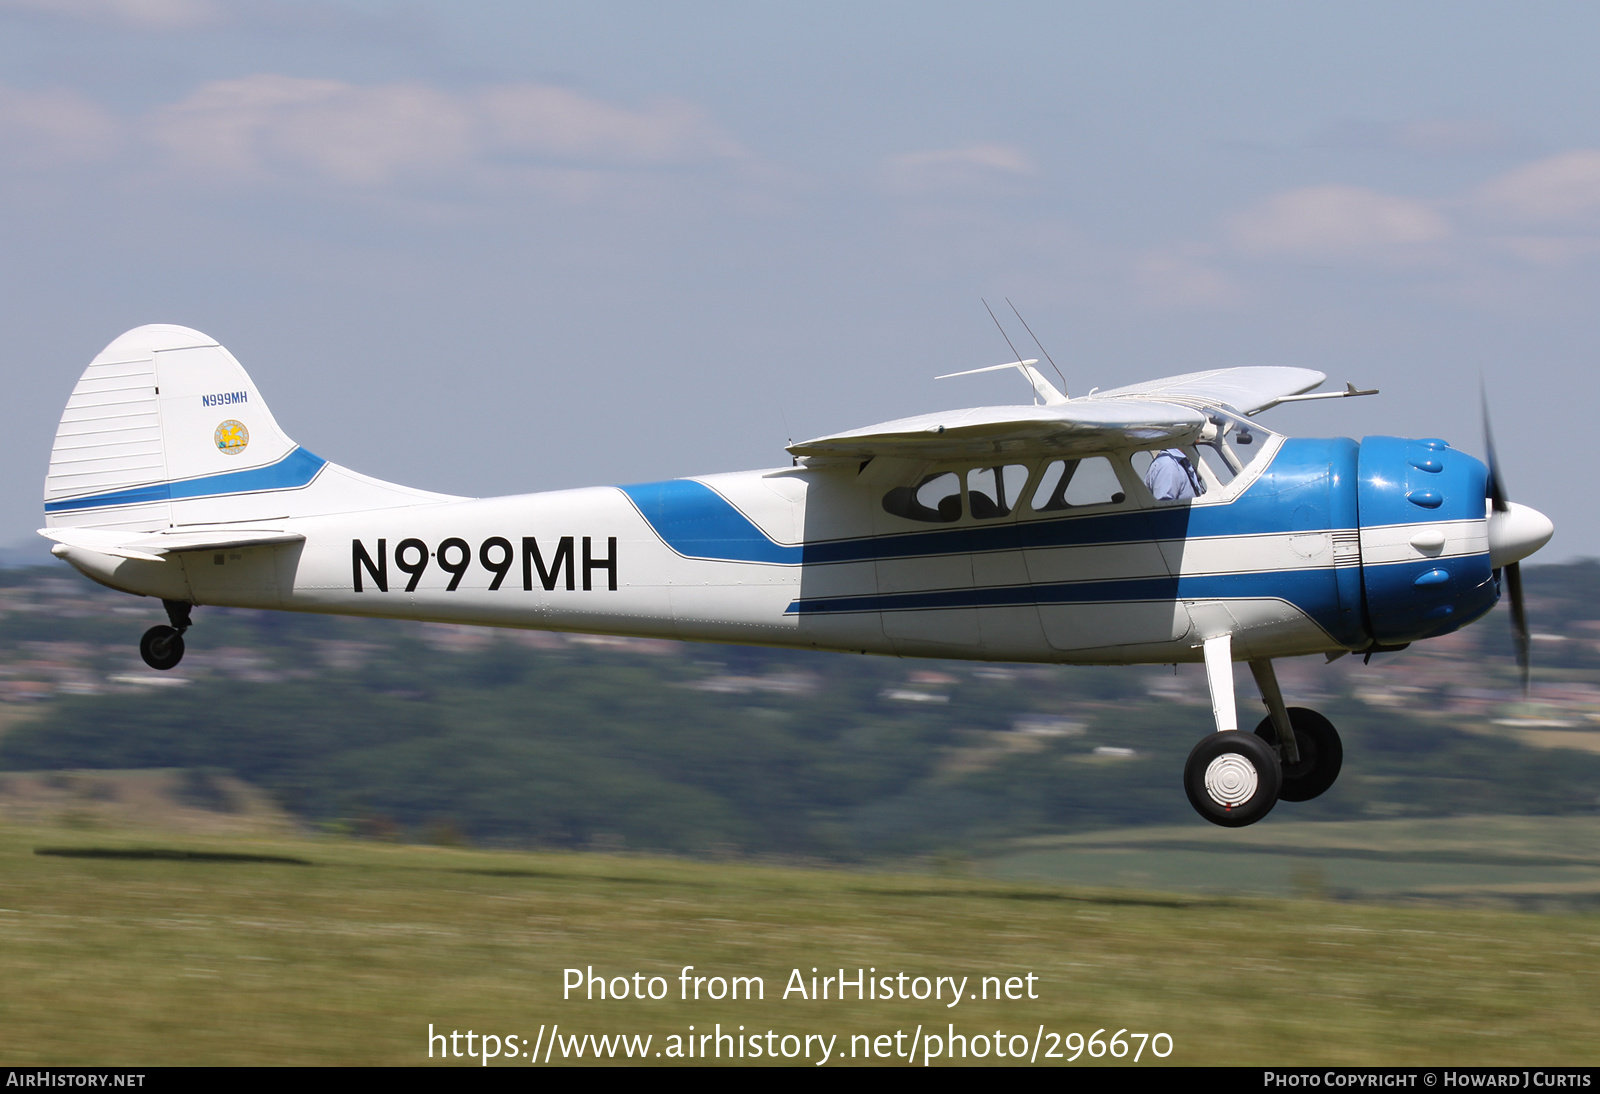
left=1254, top=707, right=1342, bottom=802
left=139, top=625, right=185, bottom=671
left=1184, top=731, right=1281, bottom=828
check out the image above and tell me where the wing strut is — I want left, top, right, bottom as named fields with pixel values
left=1249, top=381, right=1378, bottom=416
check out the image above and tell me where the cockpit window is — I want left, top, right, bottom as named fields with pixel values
left=1031, top=457, right=1126, bottom=511
left=883, top=471, right=962, bottom=523
left=1132, top=447, right=1205, bottom=501
left=967, top=464, right=1030, bottom=519
left=1226, top=425, right=1265, bottom=467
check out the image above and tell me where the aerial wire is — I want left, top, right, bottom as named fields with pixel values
left=1006, top=297, right=1069, bottom=394
left=980, top=298, right=1030, bottom=392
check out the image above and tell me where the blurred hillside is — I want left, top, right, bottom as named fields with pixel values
left=1, top=561, right=1598, bottom=858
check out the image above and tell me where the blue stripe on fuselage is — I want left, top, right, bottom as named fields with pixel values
left=43, top=447, right=328, bottom=513
left=620, top=438, right=1354, bottom=565
left=782, top=559, right=1478, bottom=616
left=618, top=479, right=804, bottom=564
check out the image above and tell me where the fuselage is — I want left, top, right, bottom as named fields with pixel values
left=57, top=432, right=1500, bottom=666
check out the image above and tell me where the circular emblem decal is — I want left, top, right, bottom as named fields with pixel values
left=214, top=420, right=249, bottom=456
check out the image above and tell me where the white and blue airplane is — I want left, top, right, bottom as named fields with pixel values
left=39, top=324, right=1554, bottom=827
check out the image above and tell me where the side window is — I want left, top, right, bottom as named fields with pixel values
left=1193, top=442, right=1239, bottom=488
left=967, top=464, right=1030, bottom=519
left=1224, top=426, right=1265, bottom=468
left=1030, top=456, right=1125, bottom=511
left=1133, top=447, right=1206, bottom=502
left=883, top=471, right=962, bottom=523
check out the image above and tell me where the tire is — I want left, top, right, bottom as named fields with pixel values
left=1184, top=731, right=1281, bottom=827
left=1254, top=708, right=1342, bottom=802
left=139, top=625, right=185, bottom=670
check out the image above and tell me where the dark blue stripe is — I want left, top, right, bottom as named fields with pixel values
left=44, top=447, right=328, bottom=513
left=803, top=508, right=1182, bottom=563
left=786, top=567, right=1344, bottom=616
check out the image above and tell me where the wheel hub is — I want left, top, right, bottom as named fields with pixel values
left=1203, top=753, right=1258, bottom=807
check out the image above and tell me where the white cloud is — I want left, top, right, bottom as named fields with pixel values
left=1474, top=150, right=1600, bottom=226
left=144, top=76, right=742, bottom=187
left=478, top=85, right=740, bottom=164
left=1210, top=155, right=1600, bottom=281
left=1494, top=235, right=1600, bottom=266
left=148, top=77, right=474, bottom=185
left=880, top=143, right=1036, bottom=194
left=1229, top=184, right=1451, bottom=259
left=1135, top=251, right=1244, bottom=308
left=1394, top=119, right=1518, bottom=157
left=0, top=0, right=219, bottom=28
left=0, top=84, right=119, bottom=166
left=1316, top=117, right=1520, bottom=158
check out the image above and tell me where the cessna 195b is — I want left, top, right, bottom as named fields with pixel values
left=40, top=325, right=1554, bottom=827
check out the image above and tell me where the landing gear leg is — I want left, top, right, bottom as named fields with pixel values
left=1248, top=657, right=1343, bottom=801
left=1249, top=659, right=1300, bottom=765
left=138, top=600, right=193, bottom=671
left=1184, top=634, right=1281, bottom=827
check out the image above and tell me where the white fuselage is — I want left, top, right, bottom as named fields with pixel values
left=59, top=445, right=1381, bottom=667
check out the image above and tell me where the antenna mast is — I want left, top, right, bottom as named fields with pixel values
left=1006, top=298, right=1069, bottom=396
left=981, top=298, right=1038, bottom=404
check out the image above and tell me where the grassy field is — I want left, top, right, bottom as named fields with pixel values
left=982, top=816, right=1600, bottom=911
left=0, top=821, right=1596, bottom=1066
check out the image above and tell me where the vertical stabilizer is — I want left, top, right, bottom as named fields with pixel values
left=44, top=325, right=457, bottom=531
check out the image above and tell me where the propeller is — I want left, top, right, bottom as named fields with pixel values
left=1481, top=387, right=1554, bottom=695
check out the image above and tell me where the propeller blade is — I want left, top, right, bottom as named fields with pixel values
left=1482, top=380, right=1536, bottom=696
left=1505, top=561, right=1530, bottom=696
left=1481, top=382, right=1509, bottom=513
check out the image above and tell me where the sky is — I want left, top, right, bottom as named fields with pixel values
left=2, top=1, right=1596, bottom=563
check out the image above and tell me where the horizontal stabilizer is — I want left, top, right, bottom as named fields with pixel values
left=39, top=526, right=305, bottom=563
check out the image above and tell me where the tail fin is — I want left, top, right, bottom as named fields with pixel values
left=44, top=325, right=457, bottom=531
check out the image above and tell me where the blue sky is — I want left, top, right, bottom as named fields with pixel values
left=3, top=1, right=1595, bottom=560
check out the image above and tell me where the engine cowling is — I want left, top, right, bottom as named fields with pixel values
left=1356, top=436, right=1498, bottom=646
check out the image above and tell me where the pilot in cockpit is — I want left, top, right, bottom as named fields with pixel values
left=1145, top=448, right=1205, bottom=501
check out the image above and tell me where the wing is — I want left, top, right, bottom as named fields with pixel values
left=786, top=366, right=1331, bottom=461
left=1086, top=366, right=1327, bottom=415
left=786, top=399, right=1209, bottom=460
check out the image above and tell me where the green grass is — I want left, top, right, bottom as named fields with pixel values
left=981, top=816, right=1600, bottom=910
left=0, top=824, right=1596, bottom=1065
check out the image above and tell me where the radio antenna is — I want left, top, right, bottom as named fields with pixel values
left=981, top=298, right=1031, bottom=395
left=1006, top=298, right=1068, bottom=395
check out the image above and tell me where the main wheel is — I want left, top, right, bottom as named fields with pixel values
left=1184, top=731, right=1281, bottom=827
left=139, top=625, right=185, bottom=670
left=1254, top=707, right=1342, bottom=802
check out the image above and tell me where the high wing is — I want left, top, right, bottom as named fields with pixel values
left=1087, top=366, right=1329, bottom=413
left=786, top=365, right=1327, bottom=461
left=786, top=400, right=1210, bottom=461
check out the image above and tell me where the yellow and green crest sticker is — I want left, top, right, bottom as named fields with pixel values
left=214, top=419, right=249, bottom=455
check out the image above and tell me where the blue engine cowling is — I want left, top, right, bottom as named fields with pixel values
left=1356, top=435, right=1498, bottom=646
